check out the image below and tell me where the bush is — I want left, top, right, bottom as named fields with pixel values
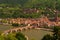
left=12, top=23, right=19, bottom=27
left=15, top=32, right=27, bottom=40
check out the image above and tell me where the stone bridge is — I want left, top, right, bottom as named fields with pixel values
left=1, top=26, right=53, bottom=36
left=1, top=26, right=34, bottom=35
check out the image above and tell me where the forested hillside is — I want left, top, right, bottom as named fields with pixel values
left=0, top=0, right=60, bottom=18
left=0, top=0, right=60, bottom=9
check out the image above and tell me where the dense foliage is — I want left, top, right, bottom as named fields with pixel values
left=0, top=0, right=60, bottom=18
left=12, top=23, right=19, bottom=27
left=0, top=32, right=27, bottom=40
left=12, top=23, right=27, bottom=27
left=42, top=26, right=60, bottom=40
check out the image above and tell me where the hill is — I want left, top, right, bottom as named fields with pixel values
left=0, top=0, right=60, bottom=18
left=0, top=0, right=60, bottom=9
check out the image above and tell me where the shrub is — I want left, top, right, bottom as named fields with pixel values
left=12, top=23, right=19, bottom=27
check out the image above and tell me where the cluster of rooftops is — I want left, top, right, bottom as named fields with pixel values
left=4, top=16, right=60, bottom=27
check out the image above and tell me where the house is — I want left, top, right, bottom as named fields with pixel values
left=23, top=8, right=39, bottom=13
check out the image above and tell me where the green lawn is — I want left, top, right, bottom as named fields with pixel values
left=21, top=29, right=52, bottom=40
left=0, top=24, right=13, bottom=32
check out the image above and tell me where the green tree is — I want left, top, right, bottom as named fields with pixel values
left=53, top=26, right=60, bottom=40
left=12, top=23, right=19, bottom=27
left=15, top=32, right=27, bottom=40
left=0, top=35, right=5, bottom=40
left=42, top=26, right=60, bottom=40
left=5, top=33, right=18, bottom=40
left=42, top=34, right=53, bottom=40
